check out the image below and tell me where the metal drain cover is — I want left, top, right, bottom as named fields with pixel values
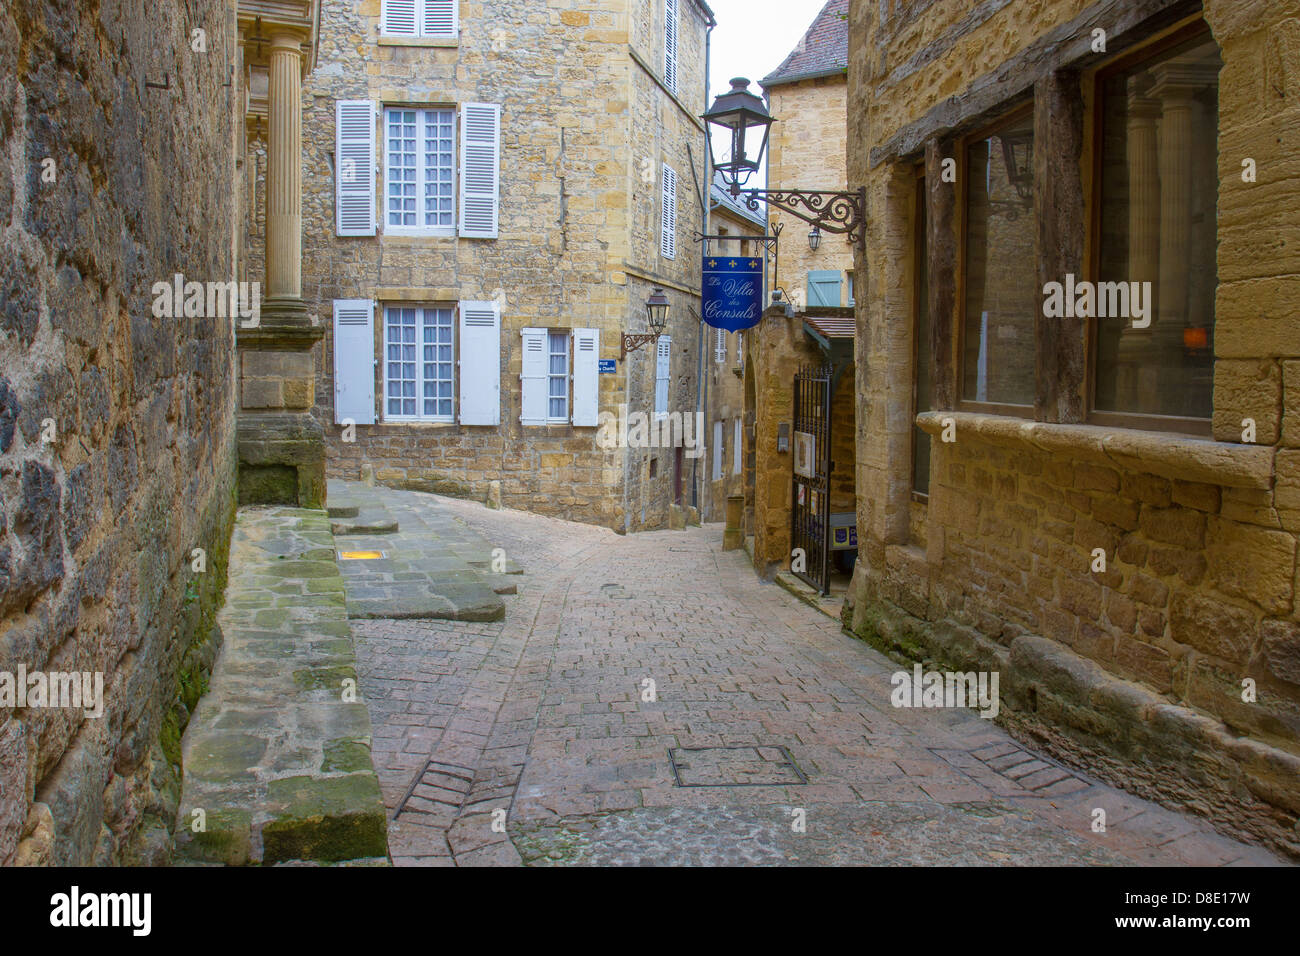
left=668, top=745, right=808, bottom=787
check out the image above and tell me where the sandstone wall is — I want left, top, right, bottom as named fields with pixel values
left=0, top=0, right=239, bottom=864
left=847, top=0, right=1300, bottom=856
left=766, top=76, right=854, bottom=307
left=268, top=0, right=707, bottom=531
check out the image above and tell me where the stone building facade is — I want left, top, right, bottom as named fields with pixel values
left=1, top=0, right=247, bottom=864
left=761, top=0, right=854, bottom=311
left=255, top=0, right=715, bottom=532
left=846, top=0, right=1300, bottom=855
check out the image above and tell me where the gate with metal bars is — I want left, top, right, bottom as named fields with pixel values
left=790, top=363, right=833, bottom=595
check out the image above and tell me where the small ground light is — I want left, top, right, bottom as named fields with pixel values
left=338, top=550, right=386, bottom=560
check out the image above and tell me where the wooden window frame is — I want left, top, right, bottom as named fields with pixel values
left=911, top=163, right=930, bottom=503
left=1084, top=17, right=1215, bottom=436
left=954, top=100, right=1037, bottom=419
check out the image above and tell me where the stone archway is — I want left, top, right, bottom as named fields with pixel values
left=743, top=356, right=756, bottom=539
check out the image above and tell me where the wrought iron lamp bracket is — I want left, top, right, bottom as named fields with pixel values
left=621, top=332, right=660, bottom=359
left=738, top=187, right=866, bottom=247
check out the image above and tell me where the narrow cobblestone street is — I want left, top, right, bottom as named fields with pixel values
left=353, top=492, right=1287, bottom=866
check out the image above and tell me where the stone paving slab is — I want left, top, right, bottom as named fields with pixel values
left=175, top=507, right=388, bottom=865
left=330, top=480, right=509, bottom=622
left=352, top=491, right=1292, bottom=867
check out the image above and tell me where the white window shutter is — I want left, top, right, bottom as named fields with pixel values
left=660, top=165, right=677, bottom=259
left=714, top=328, right=726, bottom=364
left=423, top=0, right=458, bottom=37
left=336, top=100, right=375, bottom=236
left=664, top=0, right=679, bottom=93
left=460, top=103, right=501, bottom=239
left=654, top=334, right=671, bottom=418
left=733, top=418, right=742, bottom=474
left=572, top=328, right=600, bottom=427
left=333, top=299, right=375, bottom=425
left=458, top=301, right=500, bottom=426
left=713, top=420, right=723, bottom=481
left=520, top=327, right=549, bottom=425
left=381, top=0, right=418, bottom=35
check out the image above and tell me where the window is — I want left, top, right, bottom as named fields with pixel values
left=960, top=108, right=1036, bottom=409
left=384, top=306, right=454, bottom=420
left=913, top=174, right=932, bottom=496
left=661, top=164, right=678, bottom=259
left=713, top=420, right=724, bottom=481
left=664, top=0, right=679, bottom=93
left=715, top=327, right=727, bottom=364
left=381, top=0, right=458, bottom=39
left=736, top=331, right=744, bottom=368
left=808, top=271, right=842, bottom=308
left=733, top=417, right=742, bottom=475
left=385, top=108, right=455, bottom=234
left=847, top=271, right=856, bottom=308
left=1092, top=28, right=1220, bottom=422
left=548, top=331, right=570, bottom=422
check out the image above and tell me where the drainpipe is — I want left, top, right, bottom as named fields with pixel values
left=692, top=17, right=715, bottom=516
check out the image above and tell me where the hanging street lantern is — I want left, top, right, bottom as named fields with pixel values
left=622, top=287, right=670, bottom=358
left=808, top=226, right=822, bottom=252
left=703, top=78, right=866, bottom=248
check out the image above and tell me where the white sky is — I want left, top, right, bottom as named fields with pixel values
left=704, top=0, right=828, bottom=191
left=708, top=0, right=827, bottom=103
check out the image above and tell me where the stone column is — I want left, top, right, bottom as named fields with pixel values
left=264, top=32, right=307, bottom=321
left=235, top=24, right=324, bottom=509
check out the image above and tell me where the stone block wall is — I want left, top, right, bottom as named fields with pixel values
left=766, top=76, right=854, bottom=306
left=846, top=0, right=1300, bottom=856
left=256, top=0, right=708, bottom=532
left=0, top=0, right=239, bottom=864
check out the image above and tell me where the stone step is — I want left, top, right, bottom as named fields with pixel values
left=331, top=482, right=510, bottom=623
left=327, top=502, right=360, bottom=519
left=332, top=512, right=400, bottom=536
left=175, top=507, right=389, bottom=866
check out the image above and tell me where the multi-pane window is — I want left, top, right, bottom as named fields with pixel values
left=385, top=306, right=453, bottom=420
left=548, top=331, right=569, bottom=421
left=385, top=108, right=454, bottom=233
left=1093, top=30, right=1220, bottom=421
left=961, top=110, right=1036, bottom=408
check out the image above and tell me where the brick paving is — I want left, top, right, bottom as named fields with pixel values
left=352, top=491, right=1289, bottom=866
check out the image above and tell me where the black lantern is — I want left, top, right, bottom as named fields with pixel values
left=623, top=287, right=670, bottom=358
left=645, top=287, right=669, bottom=336
left=703, top=78, right=775, bottom=196
left=808, top=226, right=821, bottom=252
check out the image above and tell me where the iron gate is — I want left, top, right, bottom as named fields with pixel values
left=791, top=363, right=833, bottom=595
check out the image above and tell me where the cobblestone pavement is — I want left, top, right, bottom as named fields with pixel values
left=352, top=492, right=1288, bottom=866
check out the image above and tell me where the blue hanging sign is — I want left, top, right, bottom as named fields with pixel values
left=702, top=254, right=763, bottom=331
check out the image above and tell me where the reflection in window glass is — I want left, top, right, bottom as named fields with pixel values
left=914, top=179, right=932, bottom=495
left=962, top=112, right=1036, bottom=407
left=1094, top=35, right=1220, bottom=419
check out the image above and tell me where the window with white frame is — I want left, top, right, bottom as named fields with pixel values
left=384, top=306, right=454, bottom=420
left=381, top=0, right=458, bottom=39
left=385, top=107, right=455, bottom=233
left=736, top=330, right=744, bottom=368
left=548, top=331, right=570, bottom=422
left=733, top=418, right=742, bottom=475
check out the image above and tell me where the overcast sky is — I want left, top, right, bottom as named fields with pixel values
left=708, top=0, right=828, bottom=102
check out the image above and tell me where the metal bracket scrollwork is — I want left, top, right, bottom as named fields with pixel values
left=740, top=187, right=866, bottom=246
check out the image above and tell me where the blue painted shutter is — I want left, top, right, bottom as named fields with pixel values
left=807, top=270, right=842, bottom=308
